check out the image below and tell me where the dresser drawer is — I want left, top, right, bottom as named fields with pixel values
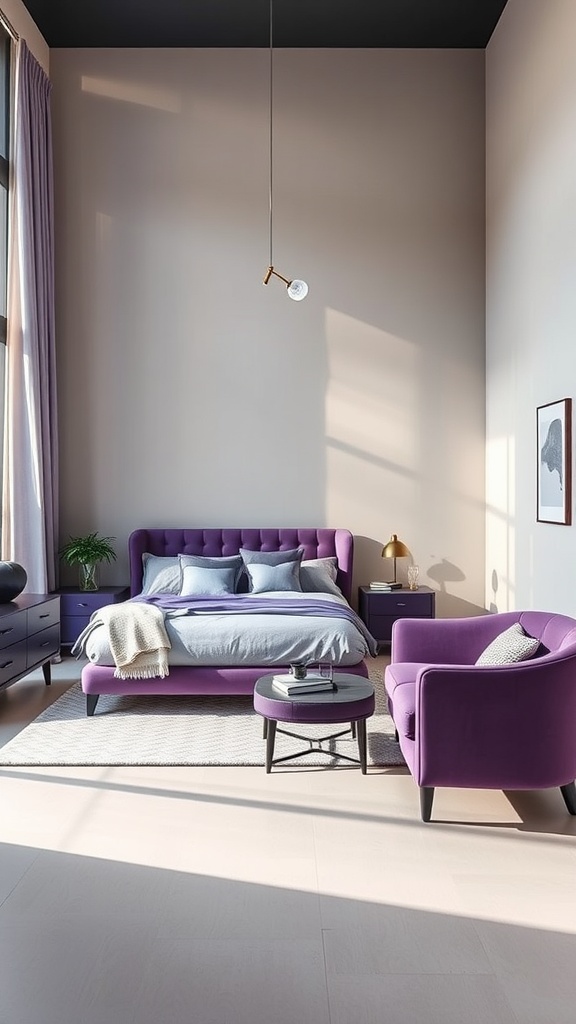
left=0, top=642, right=27, bottom=686
left=0, top=609, right=27, bottom=651
left=28, top=598, right=60, bottom=635
left=27, top=622, right=60, bottom=668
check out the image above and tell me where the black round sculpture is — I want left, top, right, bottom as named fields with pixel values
left=0, top=562, right=27, bottom=602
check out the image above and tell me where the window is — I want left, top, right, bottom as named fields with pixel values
left=0, top=24, right=9, bottom=346
left=0, top=24, right=10, bottom=525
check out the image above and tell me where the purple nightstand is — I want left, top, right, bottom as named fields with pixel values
left=56, top=586, right=130, bottom=648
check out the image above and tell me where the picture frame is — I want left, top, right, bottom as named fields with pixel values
left=537, top=398, right=572, bottom=525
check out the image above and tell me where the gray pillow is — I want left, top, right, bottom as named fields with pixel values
left=179, top=553, right=244, bottom=591
left=299, top=557, right=342, bottom=597
left=475, top=623, right=541, bottom=666
left=180, top=564, right=237, bottom=597
left=245, top=559, right=303, bottom=594
left=239, top=546, right=303, bottom=567
left=141, top=554, right=181, bottom=595
left=240, top=546, right=303, bottom=592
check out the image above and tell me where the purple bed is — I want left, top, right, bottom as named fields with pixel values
left=80, top=527, right=371, bottom=714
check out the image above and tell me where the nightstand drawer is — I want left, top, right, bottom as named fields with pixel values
left=366, top=613, right=432, bottom=644
left=365, top=593, right=433, bottom=615
left=358, top=585, right=435, bottom=646
left=59, top=591, right=119, bottom=615
left=60, top=615, right=92, bottom=645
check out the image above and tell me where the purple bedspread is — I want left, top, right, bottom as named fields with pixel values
left=132, top=593, right=378, bottom=657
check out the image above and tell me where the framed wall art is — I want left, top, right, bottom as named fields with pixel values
left=537, top=398, right=572, bottom=525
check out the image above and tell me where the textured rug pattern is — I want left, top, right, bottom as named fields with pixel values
left=0, top=661, right=405, bottom=767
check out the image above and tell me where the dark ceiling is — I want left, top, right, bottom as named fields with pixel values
left=20, top=1, right=509, bottom=49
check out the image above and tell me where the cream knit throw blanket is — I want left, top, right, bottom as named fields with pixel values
left=88, top=601, right=170, bottom=680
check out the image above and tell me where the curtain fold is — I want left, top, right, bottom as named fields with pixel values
left=2, top=39, right=58, bottom=593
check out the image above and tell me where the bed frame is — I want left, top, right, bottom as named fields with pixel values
left=81, top=528, right=369, bottom=715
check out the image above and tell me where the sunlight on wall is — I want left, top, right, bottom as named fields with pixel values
left=81, top=76, right=181, bottom=113
left=324, top=307, right=418, bottom=543
left=486, top=432, right=516, bottom=611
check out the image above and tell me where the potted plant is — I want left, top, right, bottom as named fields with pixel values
left=59, top=532, right=117, bottom=592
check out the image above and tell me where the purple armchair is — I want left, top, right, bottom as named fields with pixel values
left=384, top=611, right=576, bottom=822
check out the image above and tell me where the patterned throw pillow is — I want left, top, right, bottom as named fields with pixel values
left=475, top=623, right=541, bottom=666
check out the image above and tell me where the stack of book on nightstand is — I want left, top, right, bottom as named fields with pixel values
left=369, top=581, right=402, bottom=591
left=271, top=673, right=335, bottom=696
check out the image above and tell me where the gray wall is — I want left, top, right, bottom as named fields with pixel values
left=52, top=47, right=486, bottom=609
left=486, top=0, right=576, bottom=613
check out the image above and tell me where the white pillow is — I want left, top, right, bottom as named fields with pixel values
left=141, top=554, right=181, bottom=595
left=299, top=557, right=343, bottom=597
left=475, top=623, right=541, bottom=666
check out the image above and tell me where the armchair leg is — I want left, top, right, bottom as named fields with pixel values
left=419, top=787, right=435, bottom=822
left=86, top=694, right=99, bottom=716
left=560, top=782, right=576, bottom=815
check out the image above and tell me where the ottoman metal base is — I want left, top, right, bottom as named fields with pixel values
left=263, top=717, right=368, bottom=773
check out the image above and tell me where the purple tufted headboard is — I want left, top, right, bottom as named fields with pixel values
left=128, top=528, right=354, bottom=602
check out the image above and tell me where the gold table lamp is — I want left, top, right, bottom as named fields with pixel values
left=381, top=534, right=410, bottom=584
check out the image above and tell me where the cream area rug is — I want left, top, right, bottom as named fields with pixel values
left=0, top=658, right=405, bottom=768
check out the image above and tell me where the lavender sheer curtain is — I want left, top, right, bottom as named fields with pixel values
left=2, top=40, right=58, bottom=592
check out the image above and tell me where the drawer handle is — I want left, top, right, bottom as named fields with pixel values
left=77, top=602, right=88, bottom=608
left=0, top=659, right=13, bottom=669
left=0, top=627, right=13, bottom=635
left=40, top=640, right=52, bottom=647
left=39, top=613, right=50, bottom=619
left=396, top=602, right=406, bottom=607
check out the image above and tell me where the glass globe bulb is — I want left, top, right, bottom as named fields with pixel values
left=287, top=279, right=308, bottom=301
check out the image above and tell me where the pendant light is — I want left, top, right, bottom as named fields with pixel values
left=262, top=0, right=308, bottom=301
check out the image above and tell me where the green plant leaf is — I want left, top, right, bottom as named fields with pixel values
left=59, top=532, right=117, bottom=565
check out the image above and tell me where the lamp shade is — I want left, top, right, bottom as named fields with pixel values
left=381, top=534, right=409, bottom=560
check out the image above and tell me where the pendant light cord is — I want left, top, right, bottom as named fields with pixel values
left=268, top=0, right=274, bottom=268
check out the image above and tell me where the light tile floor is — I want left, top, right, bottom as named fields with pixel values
left=0, top=656, right=575, bottom=1024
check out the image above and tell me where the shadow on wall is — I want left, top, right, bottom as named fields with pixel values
left=353, top=540, right=487, bottom=618
left=428, top=558, right=486, bottom=618
left=489, top=568, right=499, bottom=613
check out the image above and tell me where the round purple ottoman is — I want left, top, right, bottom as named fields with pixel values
left=254, top=673, right=375, bottom=773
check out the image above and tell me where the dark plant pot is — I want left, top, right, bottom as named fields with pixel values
left=0, top=562, right=27, bottom=602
